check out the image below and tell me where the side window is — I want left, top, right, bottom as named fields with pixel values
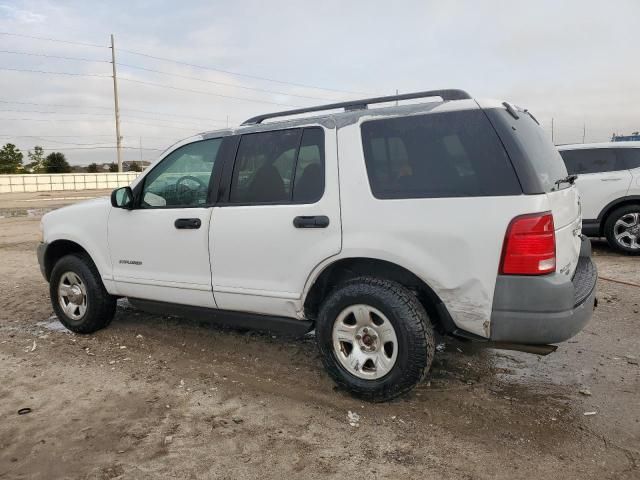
left=293, top=128, right=325, bottom=203
left=361, top=110, right=521, bottom=199
left=560, top=149, right=620, bottom=175
left=141, top=138, right=221, bottom=208
left=617, top=149, right=640, bottom=170
left=229, top=127, right=325, bottom=204
left=230, top=129, right=301, bottom=203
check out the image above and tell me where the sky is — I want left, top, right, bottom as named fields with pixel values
left=0, top=0, right=639, bottom=165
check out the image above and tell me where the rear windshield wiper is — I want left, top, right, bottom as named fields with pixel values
left=524, top=109, right=540, bottom=125
left=554, top=174, right=578, bottom=189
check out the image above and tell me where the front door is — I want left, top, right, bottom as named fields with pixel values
left=210, top=126, right=341, bottom=318
left=108, top=138, right=223, bottom=307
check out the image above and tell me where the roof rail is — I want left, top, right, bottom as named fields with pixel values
left=241, top=88, right=471, bottom=126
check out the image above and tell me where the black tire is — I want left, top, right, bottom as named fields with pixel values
left=604, top=204, right=640, bottom=255
left=316, top=276, right=435, bottom=402
left=50, top=253, right=117, bottom=333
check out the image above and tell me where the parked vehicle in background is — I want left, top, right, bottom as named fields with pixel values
left=37, top=90, right=597, bottom=401
left=558, top=142, right=640, bottom=254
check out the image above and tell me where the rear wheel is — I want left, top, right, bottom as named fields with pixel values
left=50, top=253, right=117, bottom=333
left=604, top=205, right=640, bottom=255
left=316, top=277, right=435, bottom=402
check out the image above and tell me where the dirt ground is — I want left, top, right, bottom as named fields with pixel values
left=0, top=192, right=639, bottom=479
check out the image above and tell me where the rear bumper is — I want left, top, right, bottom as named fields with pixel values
left=489, top=236, right=597, bottom=344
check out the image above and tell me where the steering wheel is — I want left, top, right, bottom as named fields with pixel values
left=175, top=175, right=208, bottom=205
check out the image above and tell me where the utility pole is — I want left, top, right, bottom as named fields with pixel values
left=551, top=118, right=555, bottom=144
left=139, top=136, right=143, bottom=163
left=582, top=123, right=586, bottom=143
left=110, top=34, right=123, bottom=172
left=395, top=89, right=399, bottom=106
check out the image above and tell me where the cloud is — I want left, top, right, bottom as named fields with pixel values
left=0, top=4, right=45, bottom=23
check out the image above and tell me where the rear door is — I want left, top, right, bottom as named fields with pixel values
left=209, top=126, right=341, bottom=317
left=616, top=147, right=640, bottom=193
left=560, top=148, right=633, bottom=220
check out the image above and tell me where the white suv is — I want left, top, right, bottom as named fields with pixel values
left=558, top=142, right=640, bottom=254
left=37, top=90, right=597, bottom=401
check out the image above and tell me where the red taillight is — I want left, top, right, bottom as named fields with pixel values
left=500, top=212, right=556, bottom=275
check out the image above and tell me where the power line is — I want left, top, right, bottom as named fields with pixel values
left=0, top=49, right=109, bottom=63
left=0, top=109, right=113, bottom=116
left=0, top=134, right=182, bottom=139
left=116, top=63, right=340, bottom=101
left=0, top=134, right=115, bottom=138
left=0, top=115, right=216, bottom=132
left=118, top=47, right=371, bottom=96
left=0, top=117, right=112, bottom=123
left=0, top=49, right=343, bottom=101
left=0, top=99, right=233, bottom=122
left=0, top=99, right=112, bottom=110
left=120, top=115, right=223, bottom=128
left=120, top=118, right=214, bottom=131
left=2, top=66, right=304, bottom=107
left=6, top=136, right=136, bottom=147
left=0, top=31, right=369, bottom=96
left=0, top=108, right=222, bottom=127
left=0, top=67, right=111, bottom=78
left=122, top=107, right=232, bottom=123
left=17, top=146, right=165, bottom=151
left=119, top=77, right=302, bottom=107
left=0, top=31, right=106, bottom=48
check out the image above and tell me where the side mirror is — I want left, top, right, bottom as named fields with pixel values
left=111, top=187, right=134, bottom=209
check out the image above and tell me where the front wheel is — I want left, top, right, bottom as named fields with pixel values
left=604, top=205, right=640, bottom=255
left=50, top=253, right=117, bottom=333
left=316, top=277, right=435, bottom=402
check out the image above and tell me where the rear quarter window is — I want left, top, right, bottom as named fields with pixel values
left=617, top=148, right=640, bottom=170
left=360, top=109, right=521, bottom=199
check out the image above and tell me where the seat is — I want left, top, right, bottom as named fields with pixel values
left=294, top=163, right=322, bottom=202
left=246, top=163, right=287, bottom=202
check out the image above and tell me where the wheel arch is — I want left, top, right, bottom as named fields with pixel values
left=303, top=257, right=456, bottom=334
left=43, top=239, right=92, bottom=281
left=597, top=195, right=640, bottom=234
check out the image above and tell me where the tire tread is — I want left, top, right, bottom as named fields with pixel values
left=316, top=276, right=435, bottom=402
left=50, top=253, right=117, bottom=333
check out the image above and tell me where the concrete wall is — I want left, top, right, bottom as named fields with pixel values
left=0, top=173, right=140, bottom=193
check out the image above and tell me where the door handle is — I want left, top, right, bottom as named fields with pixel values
left=174, top=218, right=201, bottom=229
left=293, top=215, right=330, bottom=228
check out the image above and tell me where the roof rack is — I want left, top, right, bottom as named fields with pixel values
left=241, top=89, right=471, bottom=126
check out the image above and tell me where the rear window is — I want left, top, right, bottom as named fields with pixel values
left=617, top=148, right=640, bottom=170
left=360, top=109, right=521, bottom=199
left=485, top=108, right=568, bottom=193
left=509, top=113, right=568, bottom=191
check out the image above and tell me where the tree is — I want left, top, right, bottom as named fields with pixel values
left=27, top=146, right=46, bottom=173
left=87, top=163, right=99, bottom=173
left=108, top=163, right=118, bottom=172
left=0, top=143, right=24, bottom=174
left=44, top=152, right=71, bottom=173
left=128, top=161, right=142, bottom=172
